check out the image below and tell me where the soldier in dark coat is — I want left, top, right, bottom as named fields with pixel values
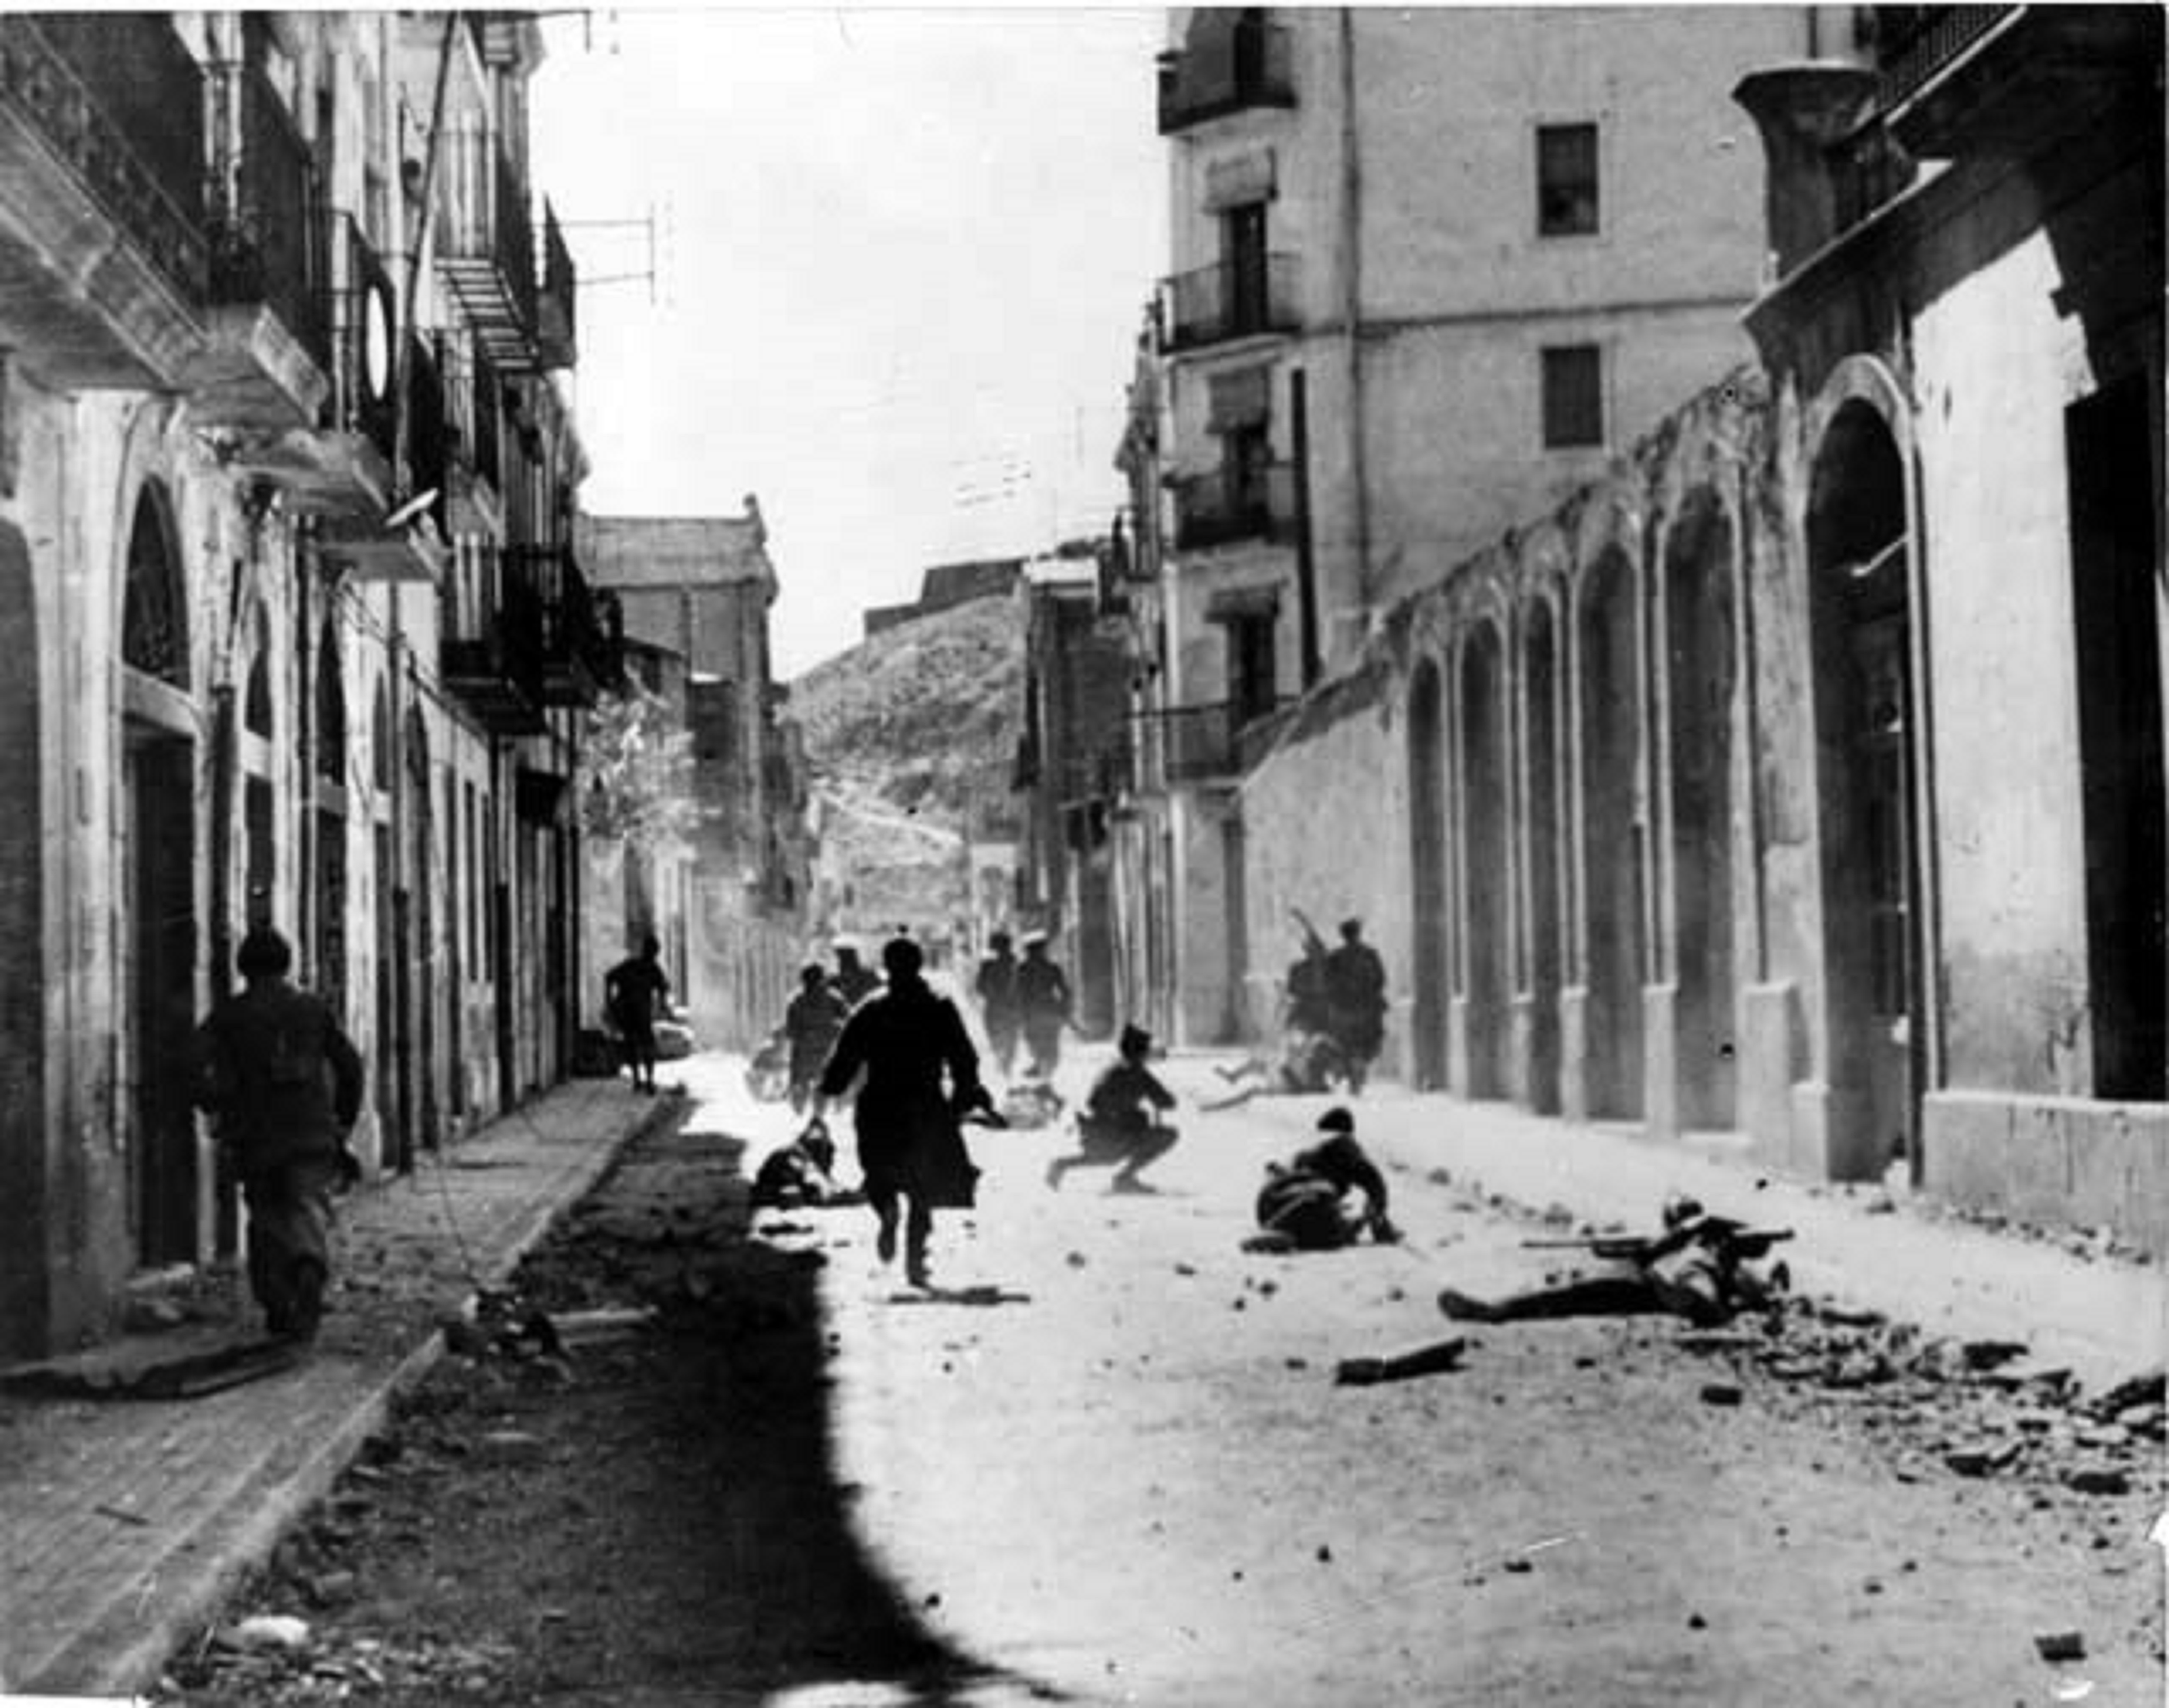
left=782, top=962, right=851, bottom=1112
left=974, top=931, right=1023, bottom=1079
left=194, top=927, right=365, bottom=1342
left=1014, top=933, right=1073, bottom=1078
left=605, top=934, right=672, bottom=1094
left=1321, top=917, right=1388, bottom=1094
left=812, top=936, right=993, bottom=1287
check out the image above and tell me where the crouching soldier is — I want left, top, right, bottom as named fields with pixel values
left=750, top=1117, right=849, bottom=1210
left=1046, top=1024, right=1178, bottom=1194
left=194, top=927, right=366, bottom=1344
left=1251, top=1107, right=1402, bottom=1250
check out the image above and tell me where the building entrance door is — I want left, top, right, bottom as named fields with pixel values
left=126, top=727, right=198, bottom=1266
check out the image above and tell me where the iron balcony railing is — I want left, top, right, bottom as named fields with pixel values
left=1874, top=5, right=2012, bottom=112
left=442, top=553, right=546, bottom=735
left=207, top=58, right=331, bottom=371
left=511, top=543, right=619, bottom=706
left=1149, top=697, right=1294, bottom=784
left=537, top=199, right=576, bottom=369
left=1157, top=19, right=1296, bottom=134
left=1160, top=253, right=1300, bottom=351
left=0, top=14, right=208, bottom=305
left=437, top=128, right=538, bottom=366
left=1171, top=461, right=1299, bottom=552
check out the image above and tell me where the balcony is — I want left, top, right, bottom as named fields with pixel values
left=227, top=216, right=399, bottom=520
left=1874, top=5, right=2153, bottom=158
left=443, top=559, right=546, bottom=736
left=306, top=258, right=446, bottom=582
left=437, top=128, right=537, bottom=371
left=511, top=543, right=621, bottom=707
left=536, top=200, right=576, bottom=369
left=442, top=334, right=505, bottom=536
left=0, top=14, right=207, bottom=388
left=1171, top=462, right=1299, bottom=552
left=1157, top=19, right=1296, bottom=135
left=187, top=59, right=331, bottom=431
left=1160, top=255, right=1300, bottom=353
left=1151, top=697, right=1293, bottom=785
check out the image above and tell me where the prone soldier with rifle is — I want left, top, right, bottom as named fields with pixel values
left=1438, top=1195, right=1794, bottom=1328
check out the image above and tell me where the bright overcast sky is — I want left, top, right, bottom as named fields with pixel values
left=529, top=8, right=1168, bottom=678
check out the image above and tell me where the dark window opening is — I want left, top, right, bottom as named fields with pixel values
left=1538, top=122, right=1600, bottom=237
left=1542, top=345, right=1604, bottom=449
left=1228, top=610, right=1277, bottom=725
left=2066, top=375, right=2167, bottom=1099
left=1221, top=200, right=1269, bottom=336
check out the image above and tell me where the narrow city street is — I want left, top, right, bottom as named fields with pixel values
left=162, top=1048, right=2160, bottom=1707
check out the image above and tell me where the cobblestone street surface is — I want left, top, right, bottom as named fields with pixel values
left=136, top=1048, right=2164, bottom=1707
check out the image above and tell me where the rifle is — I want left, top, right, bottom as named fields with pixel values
left=1522, top=1218, right=1795, bottom=1265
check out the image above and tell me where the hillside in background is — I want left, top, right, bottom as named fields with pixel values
left=792, top=592, right=1023, bottom=827
left=789, top=593, right=1026, bottom=935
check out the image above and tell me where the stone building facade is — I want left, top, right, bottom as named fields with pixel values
left=578, top=503, right=811, bottom=1050
left=1119, top=5, right=1813, bottom=1046
left=1224, top=5, right=2166, bottom=1251
left=0, top=12, right=609, bottom=1357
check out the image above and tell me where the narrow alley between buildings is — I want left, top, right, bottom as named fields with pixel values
left=158, top=1047, right=2162, bottom=1707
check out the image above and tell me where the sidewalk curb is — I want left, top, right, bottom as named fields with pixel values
left=40, top=1091, right=684, bottom=1699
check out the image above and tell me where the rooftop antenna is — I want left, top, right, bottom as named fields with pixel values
left=559, top=203, right=662, bottom=303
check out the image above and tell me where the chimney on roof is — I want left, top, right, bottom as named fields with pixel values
left=744, top=492, right=765, bottom=547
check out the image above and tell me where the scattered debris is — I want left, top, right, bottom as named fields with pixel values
left=547, top=1305, right=660, bottom=1346
left=1699, top=1382, right=1744, bottom=1407
left=227, top=1613, right=312, bottom=1652
left=2063, top=1467, right=2131, bottom=1497
left=1334, top=1338, right=1468, bottom=1387
left=2034, top=1630, right=2087, bottom=1663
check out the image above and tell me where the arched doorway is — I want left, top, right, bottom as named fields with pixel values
left=0, top=521, right=46, bottom=1351
left=1459, top=621, right=1510, bottom=1098
left=1521, top=598, right=1563, bottom=1114
left=1407, top=658, right=1448, bottom=1088
left=1807, top=399, right=1916, bottom=1175
left=1577, top=548, right=1645, bottom=1119
left=121, top=483, right=199, bottom=1265
left=1664, top=491, right=1739, bottom=1130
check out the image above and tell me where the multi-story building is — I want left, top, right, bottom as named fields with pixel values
left=579, top=502, right=810, bottom=1050
left=0, top=11, right=606, bottom=1359
left=1174, top=4, right=2163, bottom=1252
left=1011, top=543, right=1132, bottom=1039
left=1734, top=4, right=2164, bottom=1221
left=1122, top=6, right=1813, bottom=1044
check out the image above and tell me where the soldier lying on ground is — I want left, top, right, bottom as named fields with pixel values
left=1247, top=1108, right=1403, bottom=1251
left=1197, top=1029, right=1347, bottom=1111
left=1436, top=1195, right=1792, bottom=1328
left=749, top=1118, right=857, bottom=1210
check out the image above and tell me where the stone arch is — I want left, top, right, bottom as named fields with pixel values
left=1575, top=544, right=1646, bottom=1120
left=122, top=481, right=187, bottom=686
left=0, top=521, right=47, bottom=1354
left=1660, top=484, right=1741, bottom=1131
left=1406, top=653, right=1450, bottom=1089
left=1519, top=584, right=1565, bottom=1114
left=1456, top=617, right=1511, bottom=1098
left=1805, top=374, right=1919, bottom=1178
